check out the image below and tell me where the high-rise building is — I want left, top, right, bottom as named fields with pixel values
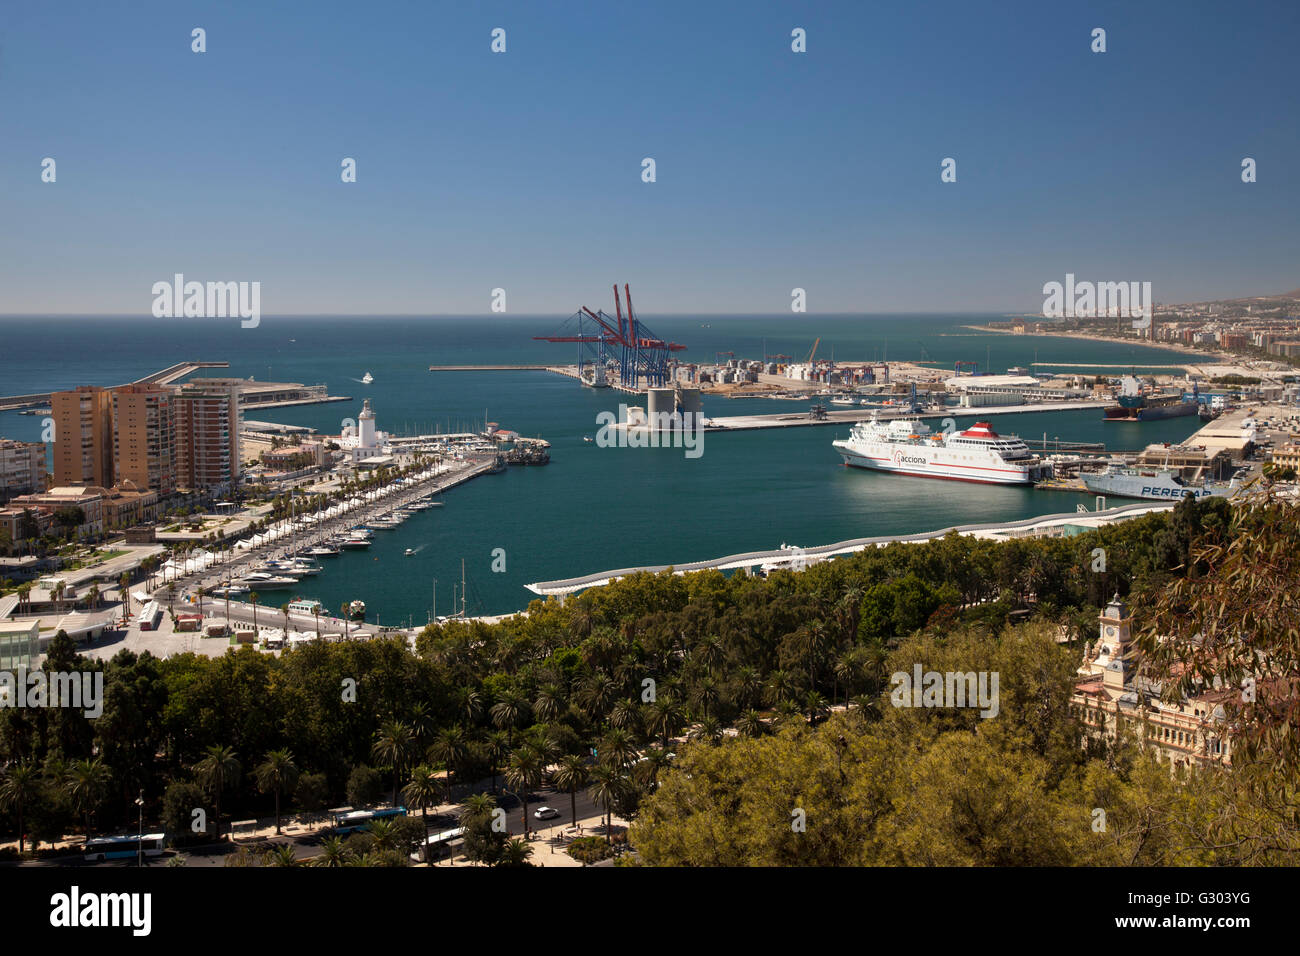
left=112, top=384, right=177, bottom=495
left=0, top=438, right=47, bottom=501
left=51, top=386, right=114, bottom=488
left=175, top=381, right=242, bottom=492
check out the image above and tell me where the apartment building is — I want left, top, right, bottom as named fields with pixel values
left=175, top=380, right=242, bottom=492
left=112, top=384, right=178, bottom=495
left=0, top=439, right=46, bottom=501
left=51, top=385, right=114, bottom=487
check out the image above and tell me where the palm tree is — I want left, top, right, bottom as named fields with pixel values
left=533, top=684, right=565, bottom=723
left=490, top=693, right=529, bottom=745
left=53, top=581, right=66, bottom=616
left=280, top=602, right=290, bottom=639
left=371, top=720, right=416, bottom=805
left=598, top=728, right=638, bottom=770
left=340, top=601, right=350, bottom=639
left=737, top=709, right=768, bottom=738
left=0, top=763, right=40, bottom=854
left=86, top=583, right=100, bottom=610
left=402, top=765, right=442, bottom=862
left=550, top=755, right=589, bottom=830
left=193, top=744, right=241, bottom=840
left=253, top=749, right=299, bottom=835
left=587, top=764, right=626, bottom=845
left=689, top=716, right=723, bottom=746
left=483, top=730, right=510, bottom=793
left=500, top=837, right=534, bottom=867
left=312, top=606, right=321, bottom=640
left=166, top=581, right=176, bottom=617
left=427, top=727, right=469, bottom=803
left=505, top=746, right=543, bottom=838
left=645, top=696, right=686, bottom=749
left=194, top=585, right=206, bottom=620
left=64, top=758, right=110, bottom=843
left=268, top=844, right=299, bottom=867
left=455, top=686, right=484, bottom=725
left=249, top=592, right=260, bottom=636
left=315, top=835, right=349, bottom=866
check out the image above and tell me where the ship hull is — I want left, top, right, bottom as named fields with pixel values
left=1082, top=475, right=1225, bottom=500
left=1104, top=401, right=1198, bottom=422
left=834, top=443, right=1034, bottom=485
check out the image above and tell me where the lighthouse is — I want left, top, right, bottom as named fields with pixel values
left=357, top=398, right=377, bottom=449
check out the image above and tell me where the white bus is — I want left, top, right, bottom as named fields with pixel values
left=84, top=833, right=167, bottom=862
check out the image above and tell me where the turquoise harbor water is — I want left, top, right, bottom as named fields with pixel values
left=0, top=314, right=1207, bottom=618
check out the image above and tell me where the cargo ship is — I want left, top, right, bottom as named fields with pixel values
left=832, top=413, right=1050, bottom=485
left=1103, top=376, right=1199, bottom=422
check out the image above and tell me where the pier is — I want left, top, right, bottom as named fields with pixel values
left=705, top=400, right=1110, bottom=432
left=0, top=361, right=231, bottom=411
left=525, top=501, right=1175, bottom=597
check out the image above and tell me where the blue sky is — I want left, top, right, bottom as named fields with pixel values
left=2, top=0, right=1297, bottom=315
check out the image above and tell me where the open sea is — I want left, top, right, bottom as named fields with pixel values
left=0, top=314, right=1209, bottom=619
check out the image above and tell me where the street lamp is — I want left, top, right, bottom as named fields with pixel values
left=135, top=790, right=145, bottom=867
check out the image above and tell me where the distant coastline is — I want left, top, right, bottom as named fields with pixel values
left=962, top=324, right=1216, bottom=362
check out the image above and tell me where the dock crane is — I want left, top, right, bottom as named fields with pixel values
left=806, top=337, right=821, bottom=364
left=715, top=351, right=735, bottom=363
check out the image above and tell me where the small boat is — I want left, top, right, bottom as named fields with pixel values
left=404, top=548, right=416, bottom=557
left=361, top=372, right=374, bottom=384
left=305, top=545, right=341, bottom=557
left=348, top=599, right=366, bottom=621
left=582, top=435, right=594, bottom=443
left=211, top=584, right=249, bottom=598
left=337, top=538, right=371, bottom=550
left=238, top=572, right=297, bottom=590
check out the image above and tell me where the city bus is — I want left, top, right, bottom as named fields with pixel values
left=84, top=833, right=167, bottom=862
left=330, top=806, right=407, bottom=834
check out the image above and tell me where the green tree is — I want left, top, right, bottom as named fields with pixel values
left=193, top=745, right=241, bottom=840
left=254, top=749, right=299, bottom=835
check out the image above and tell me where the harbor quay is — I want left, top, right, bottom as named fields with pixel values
left=527, top=500, right=1176, bottom=597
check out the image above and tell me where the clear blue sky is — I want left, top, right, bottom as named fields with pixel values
left=2, top=0, right=1297, bottom=315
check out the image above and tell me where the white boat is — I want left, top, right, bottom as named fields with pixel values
left=830, top=396, right=856, bottom=406
left=832, top=413, right=1049, bottom=485
left=404, top=548, right=416, bottom=556
left=211, top=584, right=249, bottom=598
left=305, top=545, right=341, bottom=557
left=238, top=572, right=298, bottom=589
left=337, top=537, right=371, bottom=550
left=361, top=372, right=374, bottom=384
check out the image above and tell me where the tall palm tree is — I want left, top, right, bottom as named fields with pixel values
left=193, top=745, right=241, bottom=840
left=253, top=749, right=299, bottom=835
left=402, top=765, right=442, bottom=861
left=340, top=601, right=349, bottom=640
left=645, top=696, right=686, bottom=750
left=533, top=684, right=565, bottom=723
left=52, top=581, right=66, bottom=616
left=489, top=693, right=529, bottom=745
left=587, top=765, right=626, bottom=845
left=64, top=758, right=110, bottom=843
left=249, top=592, right=260, bottom=636
left=456, top=686, right=484, bottom=725
left=483, top=730, right=510, bottom=793
left=505, top=746, right=543, bottom=838
left=86, top=583, right=100, bottom=610
left=0, top=763, right=40, bottom=854
left=194, top=585, right=206, bottom=620
left=371, top=720, right=416, bottom=805
left=598, top=728, right=638, bottom=770
left=280, top=602, right=290, bottom=639
left=427, top=727, right=469, bottom=803
left=550, top=755, right=589, bottom=830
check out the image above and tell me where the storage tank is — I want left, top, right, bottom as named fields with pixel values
left=646, top=388, right=675, bottom=426
left=678, top=387, right=703, bottom=428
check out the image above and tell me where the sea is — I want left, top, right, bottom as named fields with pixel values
left=0, top=314, right=1210, bottom=619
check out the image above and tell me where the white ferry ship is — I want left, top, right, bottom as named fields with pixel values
left=832, top=413, right=1049, bottom=485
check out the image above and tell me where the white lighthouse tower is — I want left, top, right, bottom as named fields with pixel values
left=357, top=398, right=377, bottom=450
